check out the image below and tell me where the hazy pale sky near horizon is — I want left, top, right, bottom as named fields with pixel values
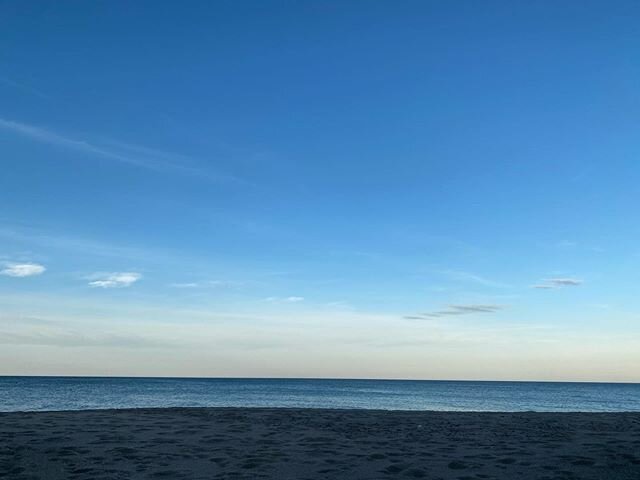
left=2, top=1, right=639, bottom=381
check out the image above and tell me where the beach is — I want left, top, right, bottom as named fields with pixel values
left=1, top=408, right=640, bottom=479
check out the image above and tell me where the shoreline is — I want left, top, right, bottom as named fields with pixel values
left=2, top=408, right=640, bottom=479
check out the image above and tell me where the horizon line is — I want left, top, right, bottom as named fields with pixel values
left=1, top=374, right=638, bottom=385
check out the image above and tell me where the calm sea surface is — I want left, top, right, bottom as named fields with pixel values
left=1, top=377, right=639, bottom=412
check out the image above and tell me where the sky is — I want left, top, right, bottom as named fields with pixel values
left=1, top=1, right=639, bottom=381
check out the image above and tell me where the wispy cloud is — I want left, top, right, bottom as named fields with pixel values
left=209, top=280, right=244, bottom=288
left=285, top=296, right=304, bottom=303
left=0, top=262, right=46, bottom=277
left=88, top=272, right=141, bottom=288
left=549, top=278, right=582, bottom=286
left=0, top=314, right=56, bottom=326
left=169, top=282, right=200, bottom=288
left=0, top=118, right=242, bottom=184
left=0, top=225, right=154, bottom=260
left=552, top=241, right=604, bottom=253
left=265, top=296, right=305, bottom=303
left=169, top=280, right=243, bottom=289
left=0, top=76, right=51, bottom=100
left=441, top=270, right=509, bottom=288
left=325, top=301, right=353, bottom=309
left=443, top=304, right=503, bottom=314
left=531, top=277, right=583, bottom=289
left=556, top=240, right=577, bottom=248
left=404, top=304, right=504, bottom=320
left=0, top=331, right=167, bottom=348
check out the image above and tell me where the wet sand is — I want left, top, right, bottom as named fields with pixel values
left=1, top=408, right=640, bottom=479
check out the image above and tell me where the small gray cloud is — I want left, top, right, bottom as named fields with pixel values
left=532, top=277, right=583, bottom=289
left=548, top=278, right=582, bottom=286
left=447, top=304, right=503, bottom=313
left=405, top=304, right=504, bottom=320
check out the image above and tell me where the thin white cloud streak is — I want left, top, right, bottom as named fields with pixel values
left=556, top=240, right=577, bottom=248
left=325, top=301, right=353, bottom=309
left=0, top=118, right=150, bottom=166
left=208, top=280, right=244, bottom=288
left=0, top=314, right=57, bottom=326
left=0, top=331, right=168, bottom=348
left=285, top=296, right=304, bottom=303
left=0, top=226, right=146, bottom=259
left=0, top=118, right=243, bottom=184
left=265, top=296, right=305, bottom=303
left=0, top=225, right=198, bottom=270
left=0, top=76, right=52, bottom=100
left=0, top=314, right=170, bottom=348
left=0, top=262, right=46, bottom=277
left=440, top=270, right=510, bottom=288
left=88, top=272, right=141, bottom=288
left=170, top=282, right=200, bottom=288
left=170, top=280, right=243, bottom=289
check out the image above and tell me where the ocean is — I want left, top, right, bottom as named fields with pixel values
left=1, top=376, right=639, bottom=412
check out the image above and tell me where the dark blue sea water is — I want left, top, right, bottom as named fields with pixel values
left=1, top=377, right=639, bottom=412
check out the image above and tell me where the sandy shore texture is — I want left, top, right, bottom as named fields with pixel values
left=1, top=408, right=640, bottom=479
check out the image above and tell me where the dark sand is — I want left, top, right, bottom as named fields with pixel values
left=1, top=408, right=640, bottom=479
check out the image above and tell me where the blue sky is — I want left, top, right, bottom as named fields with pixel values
left=2, top=1, right=639, bottom=380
